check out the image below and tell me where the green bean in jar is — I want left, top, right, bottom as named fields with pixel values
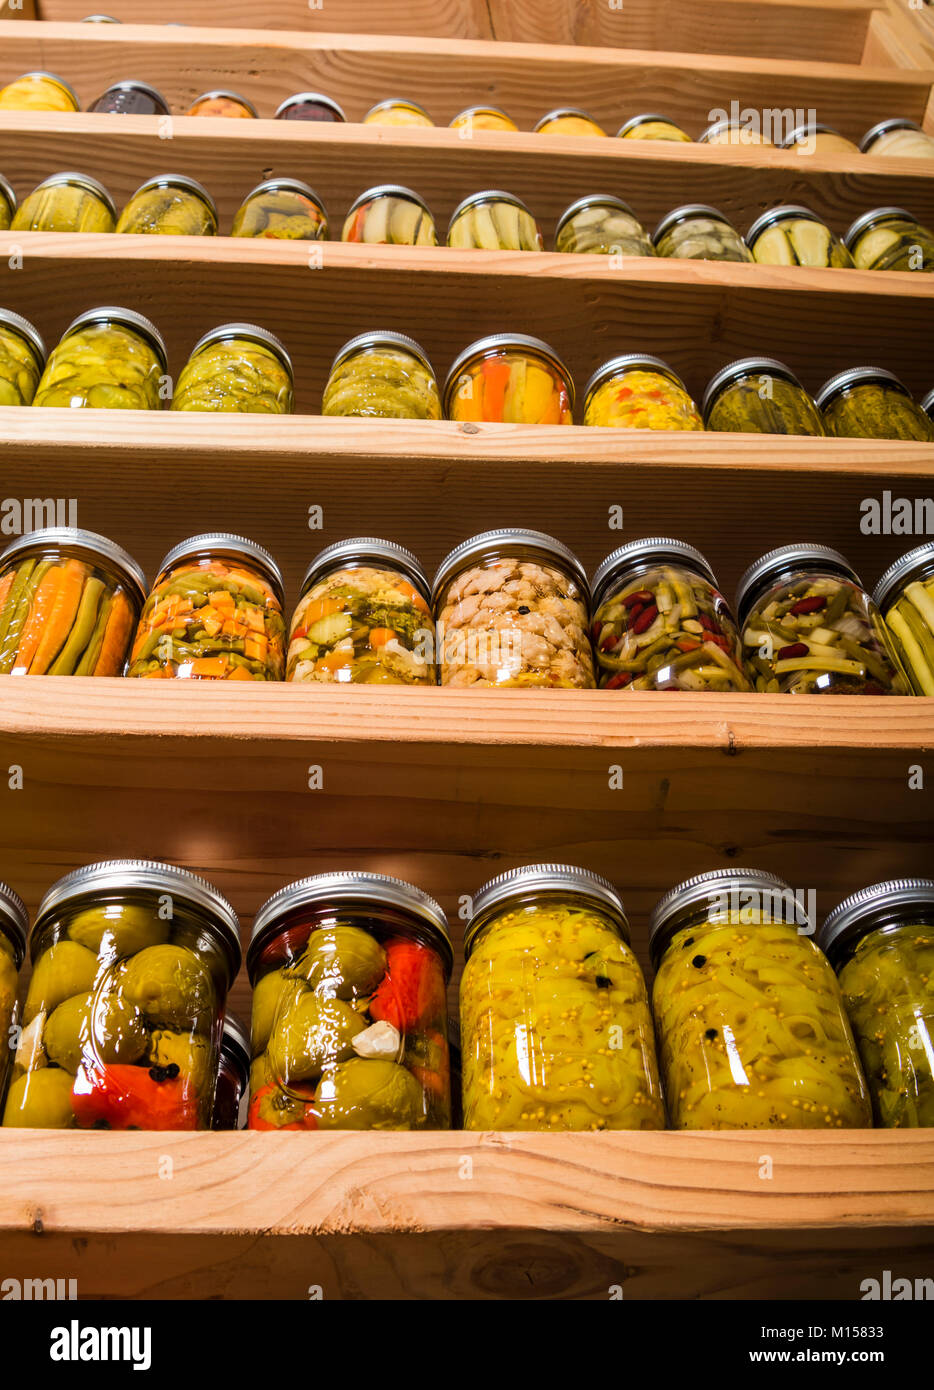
left=816, top=367, right=934, bottom=441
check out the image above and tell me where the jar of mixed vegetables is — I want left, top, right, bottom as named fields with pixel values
left=737, top=543, right=908, bottom=694
left=0, top=883, right=27, bottom=1114
left=322, top=331, right=441, bottom=419
left=0, top=527, right=145, bottom=676
left=583, top=353, right=702, bottom=429
left=461, top=864, right=664, bottom=1131
left=815, top=367, right=934, bottom=441
left=2, top=860, right=241, bottom=1131
left=703, top=357, right=825, bottom=435
left=287, top=537, right=435, bottom=685
left=591, top=537, right=748, bottom=691
left=447, top=190, right=543, bottom=251
left=616, top=112, right=691, bottom=142
left=651, top=868, right=871, bottom=1130
left=231, top=178, right=329, bottom=241
left=443, top=333, right=574, bottom=424
left=0, top=71, right=79, bottom=112
left=745, top=205, right=854, bottom=268
left=653, top=204, right=753, bottom=262
left=11, top=171, right=116, bottom=233
left=534, top=107, right=607, bottom=138
left=860, top=118, right=934, bottom=160
left=450, top=105, right=518, bottom=133
left=873, top=543, right=934, bottom=695
left=171, top=324, right=293, bottom=414
left=0, top=308, right=46, bottom=407
left=212, top=1012, right=250, bottom=1129
left=780, top=122, right=860, bottom=155
left=363, top=98, right=434, bottom=127
left=33, top=306, right=167, bottom=410
left=127, top=533, right=285, bottom=680
left=89, top=80, right=170, bottom=116
left=433, top=529, right=594, bottom=687
left=342, top=184, right=436, bottom=245
left=274, top=92, right=346, bottom=123
left=820, top=879, right=934, bottom=1127
left=554, top=194, right=655, bottom=257
left=844, top=207, right=934, bottom=272
left=247, top=872, right=452, bottom=1131
left=116, top=174, right=218, bottom=236
left=186, top=89, right=257, bottom=119
left=0, top=174, right=15, bottom=230
left=698, top=118, right=773, bottom=147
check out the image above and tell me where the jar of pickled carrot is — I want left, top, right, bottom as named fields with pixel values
left=583, top=353, right=702, bottom=429
left=443, top=334, right=574, bottom=424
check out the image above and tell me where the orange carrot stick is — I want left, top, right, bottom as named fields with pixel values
left=12, top=565, right=63, bottom=673
left=93, top=589, right=135, bottom=675
left=29, top=559, right=88, bottom=674
left=479, top=358, right=512, bottom=422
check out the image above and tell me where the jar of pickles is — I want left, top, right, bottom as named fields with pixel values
left=212, top=1012, right=250, bottom=1129
left=116, top=174, right=218, bottom=236
left=0, top=71, right=79, bottom=113
left=171, top=324, right=293, bottom=414
left=186, top=89, right=257, bottom=119
left=0, top=527, right=145, bottom=676
left=0, top=308, right=46, bottom=407
left=89, top=80, right=170, bottom=116
left=0, top=884, right=27, bottom=1113
left=591, top=538, right=748, bottom=691
left=126, top=533, right=285, bottom=681
left=860, top=118, right=934, bottom=160
left=703, top=357, right=825, bottom=435
left=450, top=105, right=518, bottom=134
left=447, top=190, right=543, bottom=251
left=653, top=204, right=752, bottom=262
left=443, top=334, right=574, bottom=424
left=0, top=174, right=15, bottom=230
left=11, top=171, right=116, bottom=234
left=363, top=98, right=433, bottom=127
left=616, top=112, right=691, bottom=142
left=554, top=194, right=655, bottom=257
left=737, top=543, right=908, bottom=694
left=231, top=177, right=328, bottom=241
left=844, top=206, right=934, bottom=272
left=274, top=91, right=346, bottom=123
left=33, top=306, right=167, bottom=410
left=342, top=185, right=436, bottom=245
left=247, top=872, right=452, bottom=1131
left=433, top=529, right=594, bottom=687
left=873, top=543, right=934, bottom=695
left=287, top=537, right=435, bottom=685
left=2, top=860, right=241, bottom=1131
left=583, top=353, right=702, bottom=430
left=322, top=331, right=441, bottom=419
left=820, top=879, right=934, bottom=1128
left=780, top=122, right=860, bottom=156
left=698, top=118, right=772, bottom=147
left=815, top=367, right=934, bottom=441
left=534, top=107, right=607, bottom=138
left=461, top=865, right=664, bottom=1131
left=745, top=205, right=854, bottom=268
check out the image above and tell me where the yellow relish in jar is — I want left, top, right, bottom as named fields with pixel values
left=583, top=353, right=702, bottom=429
left=0, top=71, right=79, bottom=113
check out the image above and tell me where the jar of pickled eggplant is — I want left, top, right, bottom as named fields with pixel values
left=0, top=884, right=27, bottom=1113
left=33, top=306, right=167, bottom=410
left=461, top=864, right=664, bottom=1131
left=341, top=184, right=436, bottom=245
left=433, top=529, right=594, bottom=687
left=583, top=353, right=702, bottom=430
left=322, top=331, right=441, bottom=419
left=363, top=98, right=434, bottom=127
left=534, top=107, right=607, bottom=138
left=212, top=1012, right=250, bottom=1130
left=11, top=171, right=116, bottom=234
left=0, top=174, right=16, bottom=231
left=450, top=105, right=517, bottom=134
left=698, top=118, right=773, bottom=147
left=780, top=122, right=860, bottom=156
left=651, top=867, right=871, bottom=1129
left=860, top=118, right=934, bottom=160
left=447, top=190, right=543, bottom=252
left=171, top=324, right=293, bottom=414
left=591, top=537, right=748, bottom=691
left=2, top=860, right=241, bottom=1131
left=0, top=527, right=145, bottom=676
left=287, top=537, right=435, bottom=685
left=247, top=872, right=452, bottom=1131
left=89, top=80, right=170, bottom=116
left=844, top=206, right=934, bottom=273
left=126, top=533, right=285, bottom=681
left=116, top=174, right=218, bottom=236
left=443, top=334, right=574, bottom=424
left=186, top=89, right=257, bottom=119
left=736, top=542, right=908, bottom=694
left=815, top=366, right=934, bottom=441
left=873, top=543, right=934, bottom=695
left=0, top=71, right=79, bottom=113
left=746, top=205, right=854, bottom=268
left=820, top=879, right=934, bottom=1128
left=0, top=308, right=45, bottom=407
left=554, top=194, right=655, bottom=257
left=231, top=177, right=328, bottom=241
left=274, top=91, right=346, bottom=123
left=616, top=112, right=691, bottom=142
left=703, top=356, right=825, bottom=435
left=653, top=204, right=752, bottom=262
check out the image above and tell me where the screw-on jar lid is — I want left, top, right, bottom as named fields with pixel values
left=534, top=107, right=603, bottom=131
left=745, top=204, right=825, bottom=248
left=702, top=355, right=804, bottom=422
left=126, top=172, right=217, bottom=219
left=591, top=537, right=717, bottom=611
left=329, top=330, right=434, bottom=378
left=0, top=173, right=16, bottom=218
left=815, top=365, right=910, bottom=412
left=154, top=532, right=284, bottom=605
left=860, top=118, right=924, bottom=153
left=190, top=89, right=258, bottom=116
left=187, top=322, right=292, bottom=376
left=616, top=112, right=687, bottom=138
left=843, top=206, right=915, bottom=249
left=0, top=526, right=146, bottom=603
left=554, top=194, right=639, bottom=240
left=465, top=863, right=627, bottom=958
left=0, top=308, right=46, bottom=368
left=241, top=176, right=326, bottom=217
left=300, top=536, right=430, bottom=602
left=345, top=184, right=432, bottom=218
left=432, top=528, right=589, bottom=605
left=779, top=121, right=846, bottom=148
left=442, top=333, right=574, bottom=415
left=274, top=91, right=346, bottom=121
left=652, top=203, right=735, bottom=244
left=13, top=71, right=80, bottom=107
left=697, top=118, right=760, bottom=144
left=364, top=97, right=432, bottom=122
left=29, top=170, right=117, bottom=218
left=0, top=881, right=28, bottom=969
left=220, top=1010, right=251, bottom=1068
left=735, top=543, right=861, bottom=624
left=94, top=79, right=169, bottom=112
left=448, top=188, right=535, bottom=230
left=582, top=352, right=687, bottom=409
left=819, top=878, right=934, bottom=963
left=61, top=305, right=167, bottom=371
left=872, top=541, right=934, bottom=612
left=649, top=867, right=802, bottom=965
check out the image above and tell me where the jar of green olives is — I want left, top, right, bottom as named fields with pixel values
left=0, top=71, right=79, bottom=113
left=860, top=118, right=934, bottom=160
left=0, top=308, right=46, bottom=407
left=342, top=184, right=437, bottom=245
left=231, top=178, right=329, bottom=241
left=0, top=883, right=27, bottom=1114
left=616, top=112, right=691, bottom=142
left=844, top=206, right=934, bottom=272
left=2, top=860, right=241, bottom=1131
left=116, top=174, right=218, bottom=236
left=212, top=1012, right=250, bottom=1129
left=653, top=204, right=752, bottom=262
left=322, top=331, right=441, bottom=419
left=703, top=357, right=825, bottom=435
left=554, top=194, right=655, bottom=257
left=247, top=872, right=452, bottom=1131
left=33, top=307, right=167, bottom=410
left=815, top=367, right=934, bottom=441
left=873, top=543, right=934, bottom=695
left=0, top=174, right=16, bottom=231
left=171, top=324, right=293, bottom=414
left=745, top=205, right=853, bottom=268
left=11, top=171, right=116, bottom=234
left=447, top=190, right=543, bottom=251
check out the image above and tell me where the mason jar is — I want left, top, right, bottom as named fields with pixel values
left=116, top=174, right=218, bottom=236
left=89, top=80, right=170, bottom=116
left=0, top=884, right=27, bottom=1114
left=341, top=184, right=437, bottom=245
left=322, top=331, right=441, bottom=419
left=873, top=542, right=934, bottom=695
left=231, top=178, right=328, bottom=241
left=449, top=105, right=517, bottom=133
left=698, top=118, right=773, bottom=147
left=447, top=190, right=543, bottom=251
left=653, top=204, right=753, bottom=261
left=616, top=112, right=691, bottom=142
left=11, top=172, right=116, bottom=234
left=186, top=89, right=257, bottom=119
left=212, top=1012, right=251, bottom=1129
left=0, top=308, right=46, bottom=407
left=171, top=324, right=294, bottom=414
left=860, top=118, right=934, bottom=160
left=745, top=205, right=854, bottom=268
left=779, top=122, right=859, bottom=155
left=33, top=306, right=167, bottom=410
left=844, top=206, right=934, bottom=272
left=274, top=91, right=346, bottom=123
left=443, top=334, right=574, bottom=424
left=0, top=71, right=79, bottom=112
left=554, top=194, right=654, bottom=257
left=534, top=107, right=607, bottom=138
left=583, top=353, right=702, bottom=429
left=815, top=366, right=934, bottom=441
left=0, top=173, right=15, bottom=230
left=703, top=356, right=825, bottom=435
left=363, top=98, right=434, bottom=127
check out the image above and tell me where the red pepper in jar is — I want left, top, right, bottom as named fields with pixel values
left=369, top=937, right=446, bottom=1032
left=248, top=1082, right=318, bottom=1130
left=71, top=1062, right=200, bottom=1131
left=790, top=595, right=827, bottom=615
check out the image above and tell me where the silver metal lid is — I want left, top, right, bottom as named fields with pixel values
left=616, top=112, right=686, bottom=138
left=735, top=543, right=861, bottom=623
left=819, top=878, right=934, bottom=959
left=592, top=537, right=717, bottom=611
left=555, top=194, right=639, bottom=240
left=844, top=206, right=914, bottom=249
left=345, top=184, right=432, bottom=218
left=702, top=356, right=803, bottom=421
left=534, top=107, right=603, bottom=132
left=0, top=173, right=16, bottom=216
left=450, top=105, right=513, bottom=124
left=61, top=305, right=167, bottom=370
left=220, top=1010, right=251, bottom=1065
left=921, top=386, right=934, bottom=420
left=0, top=526, right=146, bottom=602
left=126, top=172, right=217, bottom=218
left=652, top=203, right=734, bottom=244
left=779, top=122, right=845, bottom=147
left=860, top=118, right=924, bottom=153
left=745, top=204, right=824, bottom=247
left=364, top=97, right=432, bottom=121
left=187, top=322, right=292, bottom=375
left=82, top=13, right=121, bottom=20
left=465, top=863, right=627, bottom=957
left=432, top=528, right=588, bottom=604
left=93, top=79, right=168, bottom=110
left=448, top=189, right=535, bottom=230
left=241, top=176, right=326, bottom=214
left=300, top=536, right=430, bottom=602
left=0, top=308, right=46, bottom=368
left=583, top=352, right=687, bottom=407
left=274, top=91, right=346, bottom=121
left=11, top=72, right=79, bottom=107
left=649, top=867, right=801, bottom=962
left=30, top=170, right=117, bottom=218
left=815, top=365, right=909, bottom=411
left=442, top=333, right=574, bottom=412
left=155, top=532, right=284, bottom=604
left=872, top=542, right=934, bottom=612
left=190, top=89, right=258, bottom=116
left=34, top=859, right=241, bottom=971
left=329, top=330, right=434, bottom=378
left=0, top=881, right=27, bottom=967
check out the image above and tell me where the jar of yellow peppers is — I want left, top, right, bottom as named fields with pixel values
left=443, top=333, right=574, bottom=424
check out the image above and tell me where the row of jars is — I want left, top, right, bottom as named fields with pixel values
left=0, top=862, right=930, bottom=1132
left=1, top=527, right=932, bottom=696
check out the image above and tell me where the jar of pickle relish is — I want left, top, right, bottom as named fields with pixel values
left=461, top=864, right=664, bottom=1131
left=779, top=122, right=860, bottom=155
left=591, top=537, right=748, bottom=691
left=736, top=542, right=908, bottom=695
left=444, top=334, right=574, bottom=424
left=844, top=206, right=934, bottom=272
left=212, top=1012, right=250, bottom=1129
left=11, top=171, right=116, bottom=234
left=0, top=71, right=79, bottom=113
left=651, top=867, right=871, bottom=1130
left=89, top=80, right=170, bottom=116
left=126, top=533, right=285, bottom=681
left=820, top=879, right=934, bottom=1128
left=653, top=203, right=752, bottom=262
left=616, top=112, right=691, bottom=142
left=698, top=118, right=773, bottom=147
left=534, top=107, right=607, bottom=138
left=363, top=98, right=434, bottom=127
left=703, top=357, right=825, bottom=435
left=449, top=105, right=517, bottom=133
left=2, top=860, right=241, bottom=1132
left=0, top=174, right=16, bottom=230
left=0, top=308, right=46, bottom=407
left=860, top=118, right=934, bottom=160
left=231, top=177, right=328, bottom=241
left=171, top=324, right=293, bottom=414
left=0, top=883, right=27, bottom=1113
left=873, top=542, right=934, bottom=696
left=186, top=89, right=257, bottom=119
left=33, top=306, right=167, bottom=411
left=745, top=205, right=854, bottom=268
left=554, top=194, right=654, bottom=257
left=816, top=366, right=934, bottom=441
left=116, top=174, right=218, bottom=236
left=583, top=353, right=702, bottom=430
left=247, top=872, right=452, bottom=1131
left=342, top=184, right=436, bottom=245
left=322, top=331, right=441, bottom=419
left=447, top=190, right=543, bottom=251
left=274, top=91, right=346, bottom=123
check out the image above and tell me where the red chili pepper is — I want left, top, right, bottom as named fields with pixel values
left=632, top=604, right=658, bottom=634
left=676, top=638, right=702, bottom=652
left=777, top=642, right=809, bottom=660
left=591, top=619, right=603, bottom=641
left=623, top=590, right=653, bottom=608
left=71, top=1063, right=199, bottom=1131
left=248, top=1082, right=317, bottom=1131
left=698, top=613, right=721, bottom=633
left=600, top=632, right=618, bottom=652
left=370, top=937, right=446, bottom=1033
left=790, top=596, right=827, bottom=615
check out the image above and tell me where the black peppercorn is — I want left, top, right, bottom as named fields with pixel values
left=692, top=954, right=706, bottom=968
left=705, top=1027, right=718, bottom=1040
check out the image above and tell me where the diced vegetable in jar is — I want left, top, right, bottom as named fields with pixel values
left=231, top=178, right=328, bottom=240
left=583, top=354, right=702, bottom=429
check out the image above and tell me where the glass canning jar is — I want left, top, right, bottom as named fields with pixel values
left=816, top=366, right=934, bottom=441
left=860, top=118, right=934, bottom=160
left=126, top=532, right=286, bottom=681
left=287, top=537, right=435, bottom=685
left=212, top=1012, right=250, bottom=1129
left=33, top=306, right=167, bottom=410
left=274, top=91, right=346, bottom=123
left=443, top=333, right=574, bottom=424
left=0, top=174, right=14, bottom=230
left=703, top=356, right=825, bottom=435
left=780, top=122, right=860, bottom=156
left=231, top=178, right=328, bottom=241
left=116, top=174, right=218, bottom=236
left=745, top=204, right=854, bottom=268
left=616, top=112, right=691, bottom=142
left=0, top=308, right=46, bottom=407
left=171, top=323, right=293, bottom=414
left=363, top=98, right=434, bottom=128
left=737, top=542, right=909, bottom=694
left=11, top=172, right=116, bottom=233
left=820, top=879, right=934, bottom=1127
left=0, top=71, right=79, bottom=112
left=460, top=864, right=664, bottom=1131
left=433, top=528, right=594, bottom=688
left=698, top=118, right=773, bottom=147
left=583, top=353, right=702, bottom=429
left=322, top=331, right=441, bottom=419
left=534, top=107, right=607, bottom=138
left=554, top=194, right=655, bottom=257
left=447, top=190, right=543, bottom=251
left=650, top=868, right=871, bottom=1130
left=591, top=537, right=748, bottom=691
left=247, top=872, right=452, bottom=1131
left=449, top=105, right=517, bottom=133
left=341, top=184, right=437, bottom=245
left=844, top=206, right=934, bottom=272
left=0, top=527, right=145, bottom=676
left=186, top=89, right=257, bottom=119
left=89, top=80, right=170, bottom=116
left=0, top=884, right=27, bottom=1114
left=873, top=542, right=934, bottom=695
left=653, top=203, right=753, bottom=262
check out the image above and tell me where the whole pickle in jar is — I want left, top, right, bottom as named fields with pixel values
left=342, top=185, right=436, bottom=245
left=68, top=902, right=170, bottom=956
left=746, top=205, right=854, bottom=268
left=268, top=994, right=366, bottom=1082
left=116, top=175, right=218, bottom=236
left=447, top=191, right=543, bottom=251
left=292, top=925, right=388, bottom=997
left=23, top=940, right=101, bottom=1024
left=554, top=194, right=655, bottom=257
left=816, top=367, right=934, bottom=442
left=231, top=178, right=328, bottom=241
left=44, top=989, right=148, bottom=1074
left=703, top=357, right=825, bottom=436
left=11, top=173, right=116, bottom=234
left=0, top=310, right=45, bottom=407
left=3, top=1069, right=76, bottom=1129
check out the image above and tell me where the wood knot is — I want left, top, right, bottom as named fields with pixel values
left=459, top=423, right=480, bottom=435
